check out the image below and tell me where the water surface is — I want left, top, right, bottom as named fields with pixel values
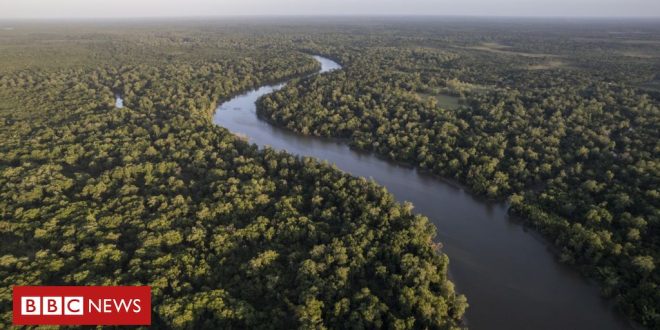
left=213, top=56, right=627, bottom=329
left=115, top=95, right=123, bottom=108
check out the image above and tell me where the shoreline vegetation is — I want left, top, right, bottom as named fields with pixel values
left=0, top=22, right=469, bottom=329
left=0, top=18, right=658, bottom=328
left=256, top=23, right=659, bottom=328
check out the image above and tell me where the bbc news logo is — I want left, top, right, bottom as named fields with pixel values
left=21, top=296, right=85, bottom=315
left=13, top=286, right=150, bottom=325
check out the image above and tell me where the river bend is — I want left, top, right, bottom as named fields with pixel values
left=212, top=55, right=627, bottom=329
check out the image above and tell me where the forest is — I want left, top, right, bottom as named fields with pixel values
left=0, top=22, right=467, bottom=328
left=256, top=19, right=660, bottom=328
left=0, top=18, right=658, bottom=328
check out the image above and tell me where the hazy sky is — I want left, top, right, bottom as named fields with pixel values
left=2, top=0, right=659, bottom=19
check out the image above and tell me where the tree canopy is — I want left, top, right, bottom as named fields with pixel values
left=0, top=23, right=467, bottom=328
left=257, top=20, right=660, bottom=327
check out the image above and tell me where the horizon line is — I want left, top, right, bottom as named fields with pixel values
left=2, top=14, right=660, bottom=21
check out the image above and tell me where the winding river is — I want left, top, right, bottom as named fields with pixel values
left=213, top=55, right=627, bottom=329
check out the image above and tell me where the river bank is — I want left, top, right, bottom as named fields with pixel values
left=212, top=55, right=628, bottom=330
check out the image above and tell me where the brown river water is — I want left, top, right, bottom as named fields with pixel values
left=212, top=55, right=629, bottom=329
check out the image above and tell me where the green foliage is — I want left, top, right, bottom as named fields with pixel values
left=257, top=21, right=660, bottom=327
left=0, top=22, right=466, bottom=329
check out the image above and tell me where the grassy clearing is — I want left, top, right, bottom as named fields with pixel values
left=416, top=92, right=461, bottom=109
left=526, top=60, right=568, bottom=70
left=618, top=50, right=658, bottom=59
left=464, top=42, right=558, bottom=58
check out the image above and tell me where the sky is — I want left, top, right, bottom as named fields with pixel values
left=1, top=0, right=659, bottom=19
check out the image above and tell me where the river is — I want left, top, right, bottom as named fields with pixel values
left=212, top=55, right=628, bottom=329
left=115, top=95, right=123, bottom=108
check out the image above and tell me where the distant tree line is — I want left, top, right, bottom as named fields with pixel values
left=258, top=29, right=659, bottom=327
left=0, top=27, right=467, bottom=328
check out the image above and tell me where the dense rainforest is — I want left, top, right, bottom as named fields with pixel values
left=256, top=20, right=660, bottom=327
left=0, top=22, right=468, bottom=328
left=0, top=18, right=658, bottom=329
